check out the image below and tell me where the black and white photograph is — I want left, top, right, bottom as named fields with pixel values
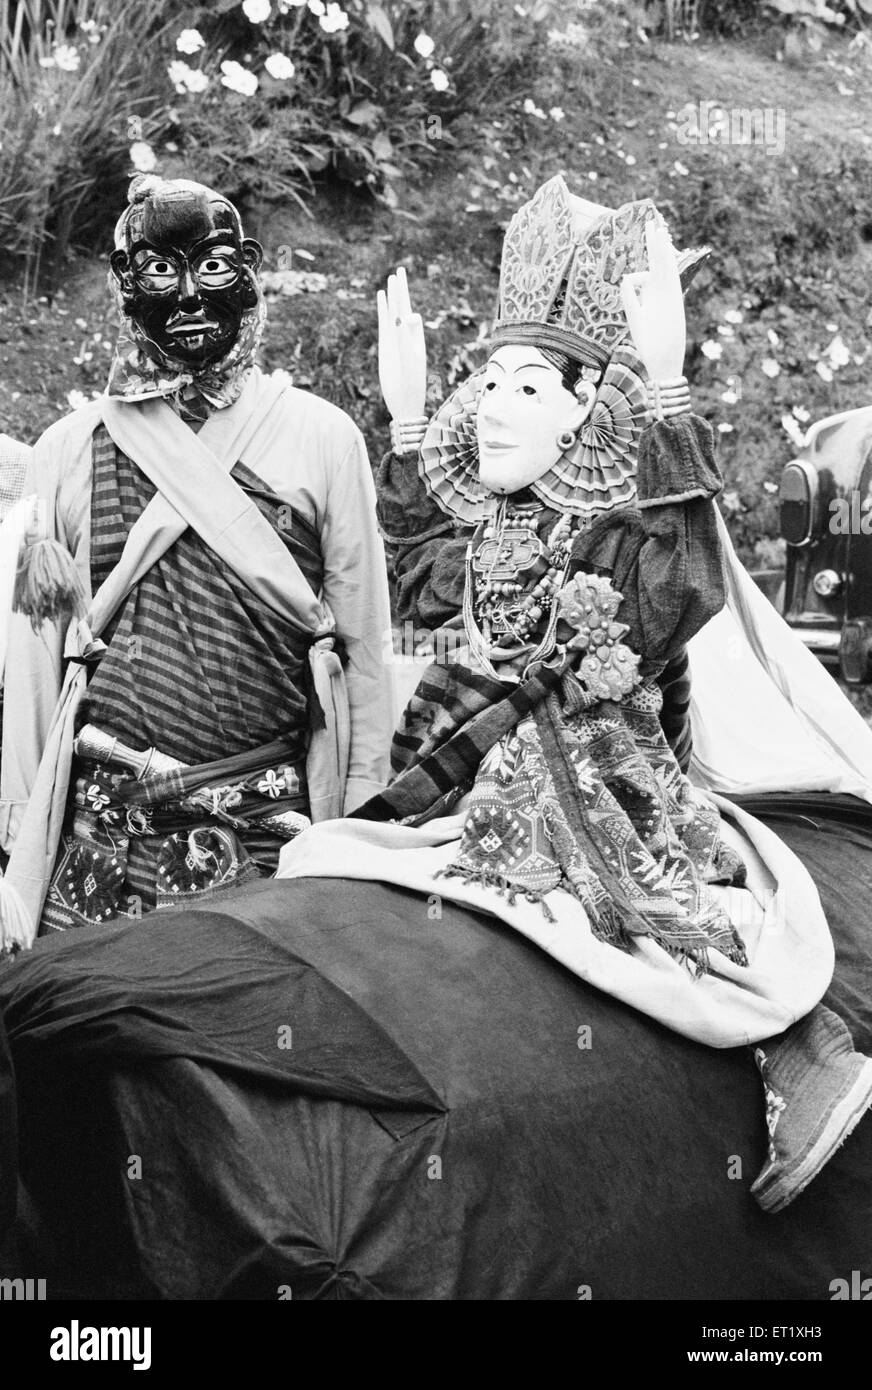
left=0, top=0, right=870, bottom=1351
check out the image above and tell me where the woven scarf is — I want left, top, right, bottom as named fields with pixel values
left=354, top=653, right=748, bottom=971
left=352, top=655, right=569, bottom=824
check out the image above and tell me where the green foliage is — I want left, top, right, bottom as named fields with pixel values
left=0, top=1, right=176, bottom=295
left=158, top=0, right=561, bottom=213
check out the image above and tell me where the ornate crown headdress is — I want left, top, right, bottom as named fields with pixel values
left=419, top=177, right=710, bottom=524
left=491, top=175, right=709, bottom=371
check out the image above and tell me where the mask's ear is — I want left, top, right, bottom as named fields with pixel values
left=241, top=238, right=264, bottom=274
left=240, top=238, right=263, bottom=309
left=109, top=247, right=132, bottom=288
left=567, top=377, right=597, bottom=430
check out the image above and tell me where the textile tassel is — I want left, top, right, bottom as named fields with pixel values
left=186, top=830, right=214, bottom=872
left=434, top=864, right=558, bottom=923
left=0, top=876, right=34, bottom=954
left=565, top=882, right=634, bottom=953
left=13, top=536, right=86, bottom=632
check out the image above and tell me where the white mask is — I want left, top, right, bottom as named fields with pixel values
left=475, top=344, right=596, bottom=495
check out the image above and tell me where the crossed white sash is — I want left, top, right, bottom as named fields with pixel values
left=5, top=379, right=349, bottom=944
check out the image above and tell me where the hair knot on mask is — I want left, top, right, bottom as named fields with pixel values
left=125, top=175, right=214, bottom=248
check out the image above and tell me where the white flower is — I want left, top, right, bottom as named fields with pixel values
left=242, top=0, right=272, bottom=21
left=792, top=404, right=810, bottom=422
left=522, top=97, right=545, bottom=118
left=815, top=361, right=833, bottom=383
left=308, top=0, right=326, bottom=13
left=176, top=28, right=205, bottom=54
left=168, top=59, right=209, bottom=94
left=66, top=390, right=89, bottom=410
left=319, top=4, right=349, bottom=33
left=129, top=141, right=157, bottom=173
left=761, top=358, right=780, bottom=378
left=265, top=52, right=295, bottom=79
left=414, top=32, right=435, bottom=58
left=720, top=388, right=739, bottom=405
left=700, top=339, right=723, bottom=361
left=220, top=60, right=259, bottom=96
left=673, top=160, right=689, bottom=176
left=279, top=0, right=307, bottom=7
left=826, top=333, right=850, bottom=369
left=724, top=309, right=743, bottom=324
left=717, top=422, right=734, bottom=434
left=54, top=44, right=80, bottom=71
left=766, top=328, right=780, bottom=347
left=430, top=68, right=449, bottom=92
left=549, top=106, right=565, bottom=122
left=168, top=59, right=188, bottom=90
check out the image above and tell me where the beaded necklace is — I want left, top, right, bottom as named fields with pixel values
left=463, top=498, right=578, bottom=679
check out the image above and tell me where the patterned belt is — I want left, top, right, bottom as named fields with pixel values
left=71, top=729, right=309, bottom=839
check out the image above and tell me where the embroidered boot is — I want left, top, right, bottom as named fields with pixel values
left=750, top=1002, right=872, bottom=1214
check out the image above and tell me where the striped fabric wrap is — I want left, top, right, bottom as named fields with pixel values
left=657, top=646, right=693, bottom=773
left=83, top=423, right=322, bottom=764
left=353, top=656, right=570, bottom=824
left=41, top=425, right=323, bottom=932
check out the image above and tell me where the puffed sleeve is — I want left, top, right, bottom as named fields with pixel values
left=375, top=449, right=469, bottom=632
left=571, top=413, right=725, bottom=674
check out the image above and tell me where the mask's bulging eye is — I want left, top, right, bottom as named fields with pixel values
left=134, top=255, right=180, bottom=292
left=521, top=384, right=537, bottom=396
left=483, top=380, right=498, bottom=392
left=195, top=250, right=239, bottom=288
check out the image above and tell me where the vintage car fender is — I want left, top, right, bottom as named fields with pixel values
left=774, top=404, right=872, bottom=684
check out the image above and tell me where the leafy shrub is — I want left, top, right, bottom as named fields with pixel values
left=153, top=0, right=562, bottom=214
left=0, top=1, right=176, bottom=294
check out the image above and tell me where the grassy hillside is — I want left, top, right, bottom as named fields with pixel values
left=2, top=19, right=872, bottom=624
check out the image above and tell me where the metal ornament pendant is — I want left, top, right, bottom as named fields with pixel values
left=465, top=504, right=576, bottom=675
left=472, top=507, right=546, bottom=644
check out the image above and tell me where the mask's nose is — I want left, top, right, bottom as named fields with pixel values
left=479, top=396, right=507, bottom=430
left=177, top=264, right=202, bottom=310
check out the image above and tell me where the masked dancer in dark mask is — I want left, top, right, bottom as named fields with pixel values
left=0, top=175, right=394, bottom=944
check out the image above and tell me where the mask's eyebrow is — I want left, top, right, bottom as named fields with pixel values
left=486, top=359, right=506, bottom=374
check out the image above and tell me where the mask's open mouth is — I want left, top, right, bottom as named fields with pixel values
left=167, top=317, right=219, bottom=347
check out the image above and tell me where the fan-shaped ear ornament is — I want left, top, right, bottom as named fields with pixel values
left=418, top=367, right=492, bottom=525
left=531, top=345, right=648, bottom=515
left=418, top=345, right=649, bottom=524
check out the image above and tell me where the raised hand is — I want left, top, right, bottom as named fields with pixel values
left=620, top=217, right=686, bottom=382
left=377, top=267, right=427, bottom=447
